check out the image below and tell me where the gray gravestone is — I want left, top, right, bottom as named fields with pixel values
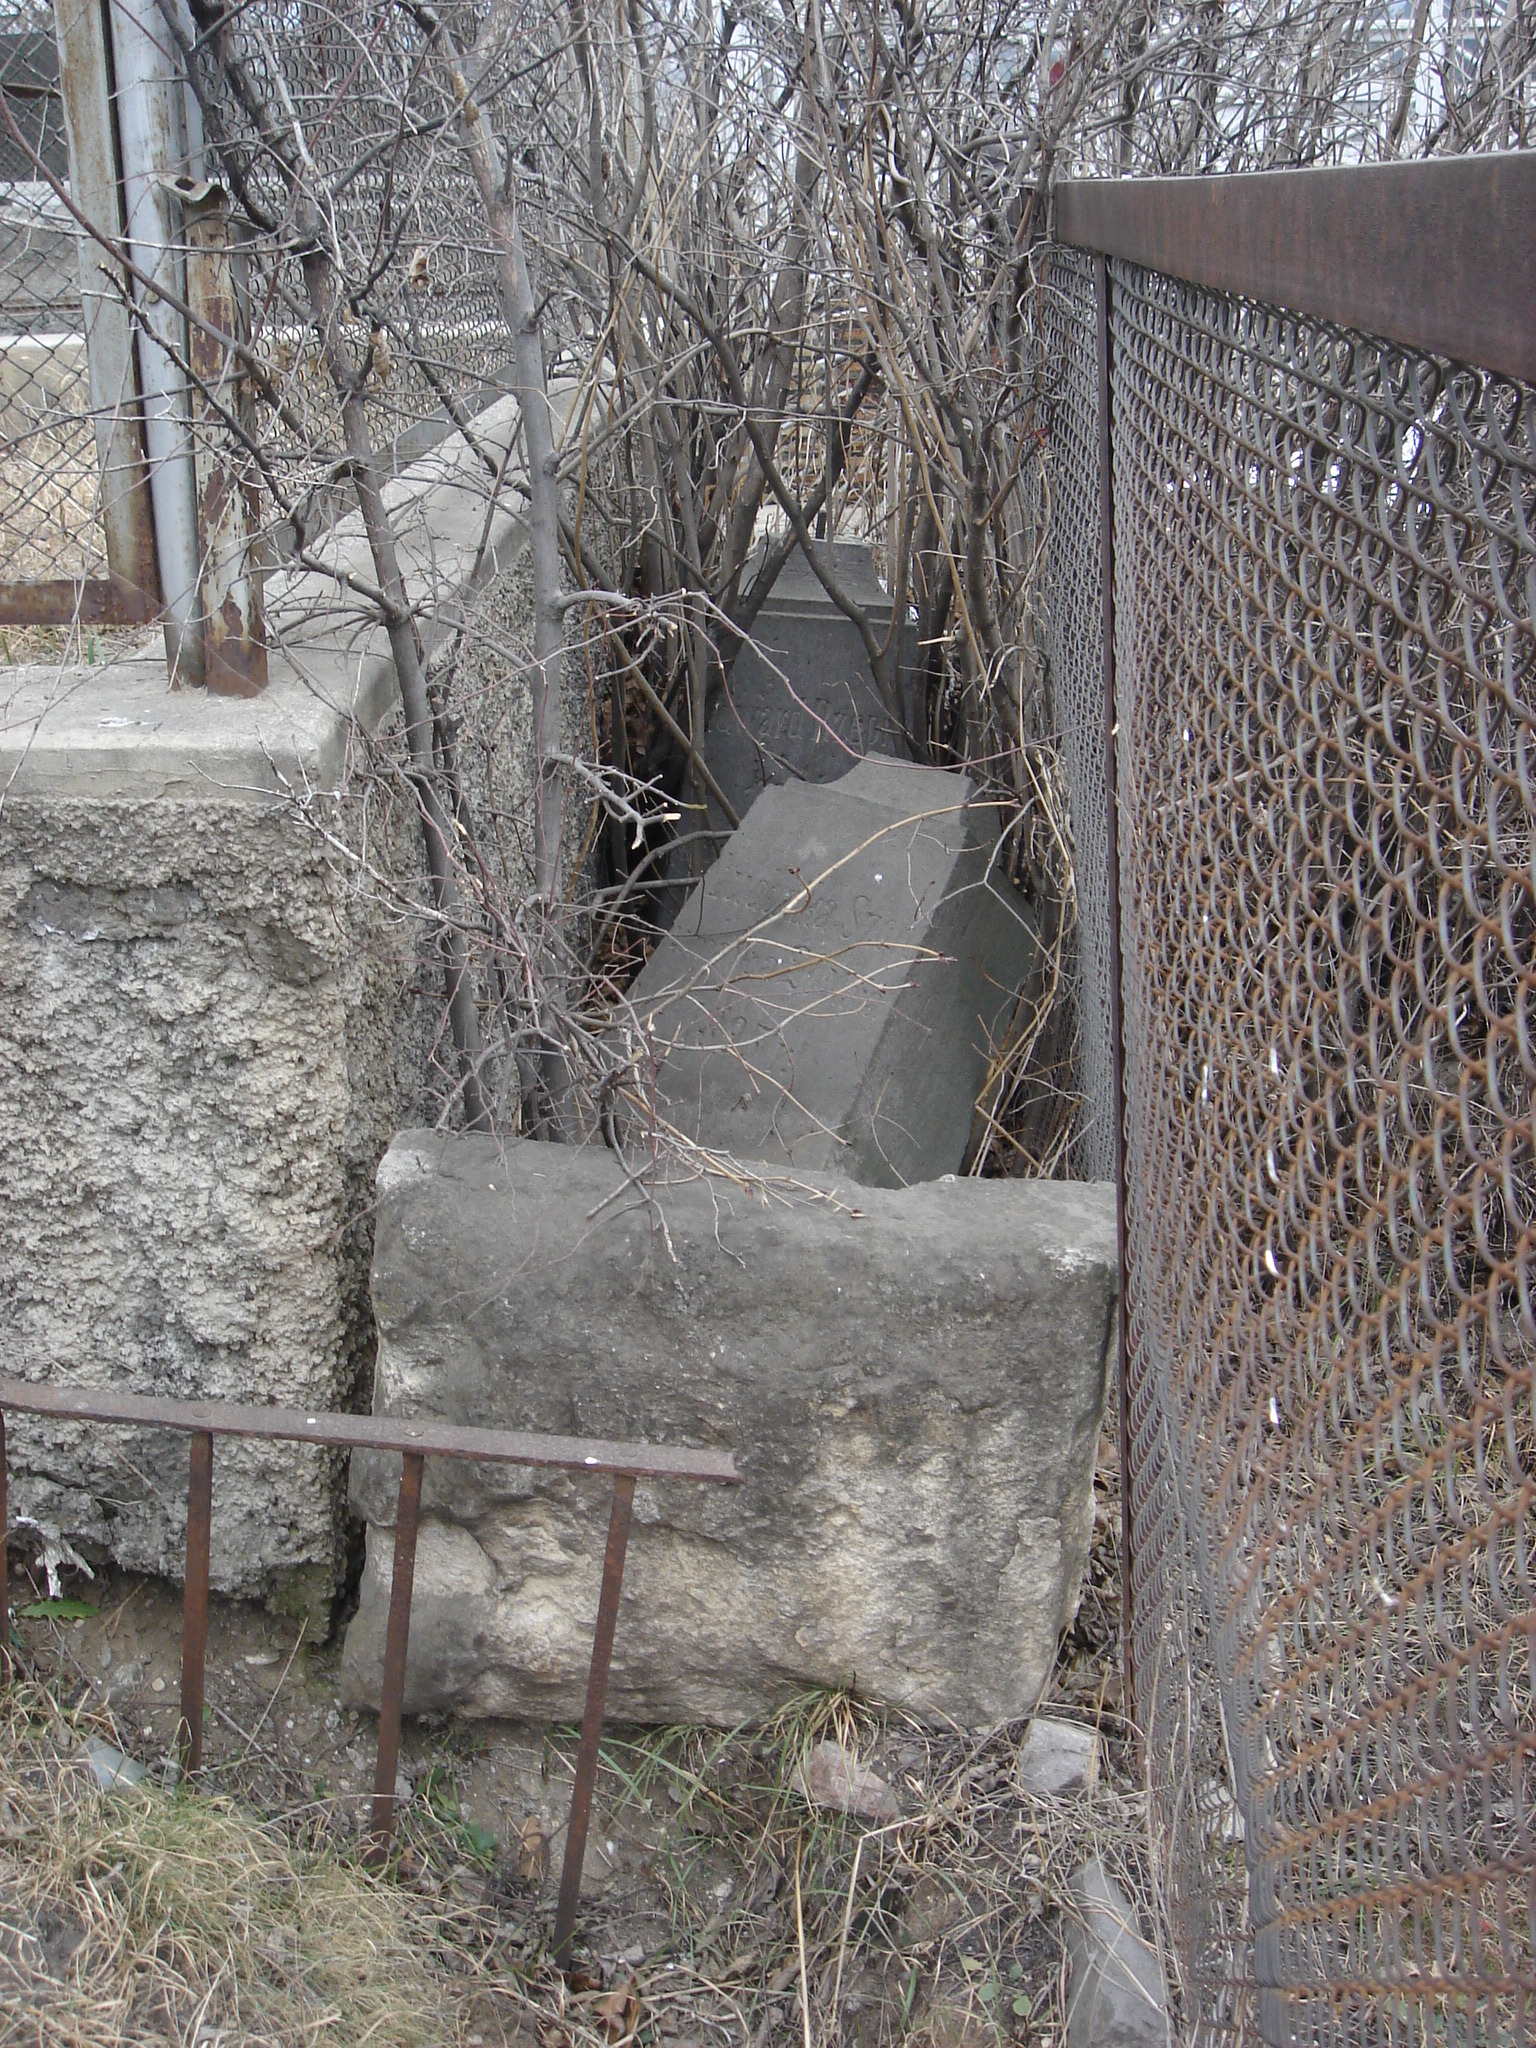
left=340, top=1131, right=1117, bottom=1729
left=704, top=540, right=916, bottom=832
left=627, top=757, right=1034, bottom=1186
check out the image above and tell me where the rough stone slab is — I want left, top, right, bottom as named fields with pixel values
left=628, top=759, right=1035, bottom=1186
left=703, top=541, right=916, bottom=830
left=1018, top=1715, right=1100, bottom=1797
left=1064, top=1862, right=1170, bottom=2048
left=339, top=1130, right=1116, bottom=1728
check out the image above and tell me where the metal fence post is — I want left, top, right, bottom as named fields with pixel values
left=105, top=0, right=201, bottom=681
left=1094, top=252, right=1136, bottom=1736
left=179, top=1429, right=213, bottom=1773
left=179, top=177, right=267, bottom=695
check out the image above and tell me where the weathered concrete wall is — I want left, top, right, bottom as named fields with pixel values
left=341, top=1131, right=1117, bottom=1728
left=0, top=789, right=419, bottom=1611
left=0, top=392, right=555, bottom=1612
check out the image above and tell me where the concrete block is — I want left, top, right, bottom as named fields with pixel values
left=339, top=1129, right=1116, bottom=1728
left=628, top=758, right=1034, bottom=1186
left=1064, top=1861, right=1170, bottom=2048
left=1018, top=1715, right=1099, bottom=1797
left=705, top=541, right=915, bottom=829
left=0, top=390, right=585, bottom=1609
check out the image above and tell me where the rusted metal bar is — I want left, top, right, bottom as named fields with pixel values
left=179, top=1430, right=213, bottom=1773
left=553, top=1471, right=636, bottom=1968
left=0, top=1379, right=740, bottom=1486
left=0, top=1380, right=734, bottom=1911
left=51, top=0, right=161, bottom=616
left=178, top=177, right=267, bottom=696
left=0, top=578, right=160, bottom=628
left=1094, top=256, right=1136, bottom=1736
left=366, top=1451, right=424, bottom=1861
left=1054, top=154, right=1536, bottom=386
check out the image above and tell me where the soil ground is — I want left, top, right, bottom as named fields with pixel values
left=0, top=1408, right=1159, bottom=2047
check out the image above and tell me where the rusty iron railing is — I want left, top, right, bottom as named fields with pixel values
left=1047, top=155, right=1536, bottom=2044
left=0, top=1376, right=739, bottom=1965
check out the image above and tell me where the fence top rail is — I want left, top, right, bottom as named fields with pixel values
left=0, top=1377, right=741, bottom=1485
left=1052, top=152, right=1536, bottom=386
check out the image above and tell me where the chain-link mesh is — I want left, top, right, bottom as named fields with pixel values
left=1045, top=243, right=1536, bottom=2041
left=0, top=0, right=109, bottom=589
left=1040, top=246, right=1117, bottom=1184
left=192, top=0, right=520, bottom=524
left=0, top=0, right=525, bottom=609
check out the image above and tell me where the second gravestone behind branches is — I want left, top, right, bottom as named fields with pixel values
left=628, top=757, right=1035, bottom=1186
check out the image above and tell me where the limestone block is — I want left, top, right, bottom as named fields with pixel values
left=340, top=1130, right=1116, bottom=1728
left=704, top=541, right=915, bottom=829
left=628, top=759, right=1035, bottom=1186
left=1064, top=1862, right=1170, bottom=2048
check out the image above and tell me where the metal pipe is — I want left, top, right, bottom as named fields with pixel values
left=367, top=1452, right=424, bottom=1860
left=1055, top=154, right=1536, bottom=388
left=180, top=1429, right=212, bottom=1772
left=1095, top=255, right=1136, bottom=1736
left=553, top=1472, right=636, bottom=1967
left=178, top=178, right=267, bottom=694
left=107, top=0, right=201, bottom=681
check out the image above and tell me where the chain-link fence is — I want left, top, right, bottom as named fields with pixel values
left=0, top=0, right=111, bottom=594
left=1045, top=176, right=1536, bottom=2043
left=0, top=0, right=524, bottom=627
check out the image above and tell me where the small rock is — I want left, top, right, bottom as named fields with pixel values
left=792, top=1740, right=902, bottom=1825
left=900, top=1871, right=960, bottom=1948
left=394, top=1771, right=414, bottom=1806
left=81, top=1738, right=146, bottom=1791
left=244, top=1650, right=279, bottom=1668
left=1064, top=1860, right=1169, bottom=2048
left=1018, top=1716, right=1099, bottom=1798
left=515, top=1816, right=549, bottom=1885
left=151, top=1677, right=166, bottom=1694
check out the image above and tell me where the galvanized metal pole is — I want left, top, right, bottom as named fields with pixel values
left=1095, top=254, right=1137, bottom=1736
left=367, top=1452, right=425, bottom=1860
left=106, top=0, right=202, bottom=682
left=180, top=1429, right=212, bottom=1773
left=553, top=1472, right=636, bottom=1967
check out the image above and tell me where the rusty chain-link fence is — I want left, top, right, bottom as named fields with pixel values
left=0, top=0, right=521, bottom=637
left=0, top=0, right=112, bottom=601
left=1045, top=165, right=1536, bottom=2044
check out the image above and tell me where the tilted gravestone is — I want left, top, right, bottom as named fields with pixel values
left=627, top=757, right=1035, bottom=1186
left=703, top=540, right=916, bottom=831
left=340, top=1131, right=1117, bottom=1729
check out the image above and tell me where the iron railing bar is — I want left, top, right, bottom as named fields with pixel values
left=180, top=1430, right=213, bottom=1775
left=552, top=1471, right=636, bottom=1968
left=0, top=1379, right=740, bottom=1485
left=0, top=1382, right=737, bottom=1929
left=1054, top=154, right=1536, bottom=386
